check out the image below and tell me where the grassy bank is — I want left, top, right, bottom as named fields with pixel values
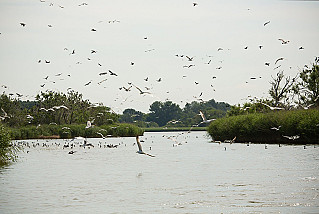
left=208, top=109, right=319, bottom=144
left=143, top=127, right=207, bottom=132
left=8, top=123, right=144, bottom=140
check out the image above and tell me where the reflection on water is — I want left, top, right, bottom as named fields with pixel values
left=0, top=131, right=318, bottom=213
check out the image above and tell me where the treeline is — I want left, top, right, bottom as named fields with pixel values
left=119, top=99, right=230, bottom=127
left=0, top=90, right=230, bottom=129
left=0, top=90, right=118, bottom=127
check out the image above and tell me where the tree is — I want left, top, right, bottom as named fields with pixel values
left=119, top=108, right=145, bottom=123
left=148, top=101, right=182, bottom=126
left=268, top=71, right=297, bottom=107
left=296, top=63, right=319, bottom=107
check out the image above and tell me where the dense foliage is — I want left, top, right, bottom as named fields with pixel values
left=119, top=99, right=230, bottom=127
left=208, top=109, right=319, bottom=144
left=208, top=61, right=319, bottom=143
left=0, top=124, right=16, bottom=166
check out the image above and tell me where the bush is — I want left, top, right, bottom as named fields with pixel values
left=0, top=124, right=17, bottom=166
left=208, top=109, right=319, bottom=144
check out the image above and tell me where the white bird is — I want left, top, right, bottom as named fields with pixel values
left=86, top=120, right=92, bottom=128
left=53, top=105, right=69, bottom=110
left=198, top=110, right=216, bottom=125
left=132, top=84, right=152, bottom=95
left=283, top=135, right=300, bottom=140
left=96, top=132, right=106, bottom=139
left=136, top=136, right=155, bottom=157
left=262, top=103, right=284, bottom=110
left=270, top=126, right=281, bottom=131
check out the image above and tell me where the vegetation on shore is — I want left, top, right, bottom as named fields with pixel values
left=208, top=109, right=319, bottom=144
left=208, top=62, right=319, bottom=144
left=0, top=124, right=17, bottom=166
left=8, top=123, right=144, bottom=140
left=143, top=126, right=207, bottom=132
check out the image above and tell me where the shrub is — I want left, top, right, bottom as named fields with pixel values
left=208, top=109, right=319, bottom=144
left=0, top=124, right=17, bottom=166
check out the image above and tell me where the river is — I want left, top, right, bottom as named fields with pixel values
left=0, top=131, right=318, bottom=213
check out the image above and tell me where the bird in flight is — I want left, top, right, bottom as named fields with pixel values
left=183, top=64, right=195, bottom=68
left=84, top=80, right=92, bottom=86
left=85, top=120, right=93, bottom=129
left=275, top=57, right=284, bottom=65
left=20, top=22, right=26, bottom=27
left=96, top=132, right=106, bottom=139
left=283, top=135, right=300, bottom=140
left=135, top=136, right=155, bottom=157
left=193, top=2, right=198, bottom=6
left=185, top=56, right=194, bottom=61
left=198, top=110, right=216, bottom=125
left=109, top=70, right=118, bottom=76
left=99, top=72, right=107, bottom=76
left=262, top=103, right=284, bottom=110
left=263, top=21, right=270, bottom=26
left=132, top=84, right=152, bottom=95
left=278, top=38, right=290, bottom=44
left=270, top=126, right=281, bottom=131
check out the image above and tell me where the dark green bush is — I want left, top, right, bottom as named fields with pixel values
left=208, top=109, right=319, bottom=144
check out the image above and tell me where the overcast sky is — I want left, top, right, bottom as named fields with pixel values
left=0, top=0, right=318, bottom=113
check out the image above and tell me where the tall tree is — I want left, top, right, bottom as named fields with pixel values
left=297, top=63, right=319, bottom=107
left=268, top=71, right=297, bottom=107
left=148, top=101, right=182, bottom=126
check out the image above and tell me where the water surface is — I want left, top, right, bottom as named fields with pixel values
left=0, top=131, right=318, bottom=213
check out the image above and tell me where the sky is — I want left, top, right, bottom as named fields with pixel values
left=0, top=0, right=318, bottom=113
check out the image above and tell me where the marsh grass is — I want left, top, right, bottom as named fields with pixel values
left=208, top=109, right=319, bottom=144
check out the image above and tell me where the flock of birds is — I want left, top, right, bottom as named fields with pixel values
left=12, top=127, right=315, bottom=158
left=1, top=0, right=317, bottom=111
left=5, top=108, right=313, bottom=158
left=1, top=1, right=318, bottom=158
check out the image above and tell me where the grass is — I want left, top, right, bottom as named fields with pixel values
left=208, top=109, right=319, bottom=144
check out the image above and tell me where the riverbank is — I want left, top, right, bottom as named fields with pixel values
left=7, top=123, right=144, bottom=140
left=208, top=109, right=319, bottom=144
left=143, top=127, right=207, bottom=132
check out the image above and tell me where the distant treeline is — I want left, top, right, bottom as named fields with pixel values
left=0, top=91, right=231, bottom=129
left=119, top=99, right=230, bottom=127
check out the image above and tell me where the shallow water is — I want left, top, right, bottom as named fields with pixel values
left=0, top=131, right=318, bottom=213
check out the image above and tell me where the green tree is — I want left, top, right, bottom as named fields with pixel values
left=148, top=101, right=182, bottom=126
left=297, top=63, right=319, bottom=107
left=119, top=108, right=145, bottom=123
